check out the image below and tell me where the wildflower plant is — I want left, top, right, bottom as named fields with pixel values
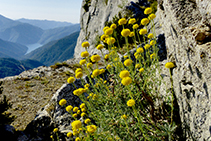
left=56, top=6, right=181, bottom=141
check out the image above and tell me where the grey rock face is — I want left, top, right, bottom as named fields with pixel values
left=74, top=0, right=139, bottom=58
left=156, top=0, right=211, bottom=140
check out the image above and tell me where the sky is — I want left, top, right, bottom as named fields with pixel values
left=0, top=0, right=83, bottom=23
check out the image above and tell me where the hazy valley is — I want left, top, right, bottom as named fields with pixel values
left=0, top=14, right=80, bottom=78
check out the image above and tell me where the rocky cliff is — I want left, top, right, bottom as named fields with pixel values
left=74, top=0, right=137, bottom=58
left=74, top=0, right=211, bottom=140
left=155, top=0, right=211, bottom=140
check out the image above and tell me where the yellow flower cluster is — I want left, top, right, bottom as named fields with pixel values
left=121, top=77, right=132, bottom=86
left=139, top=29, right=147, bottom=35
left=91, top=54, right=101, bottom=62
left=96, top=44, right=104, bottom=50
left=165, top=62, right=175, bottom=69
left=59, top=99, right=66, bottom=106
left=127, top=99, right=135, bottom=107
left=128, top=18, right=136, bottom=24
left=107, top=37, right=116, bottom=45
left=141, top=18, right=149, bottom=25
left=121, top=29, right=131, bottom=37
left=67, top=77, right=75, bottom=84
left=119, top=70, right=130, bottom=79
left=81, top=41, right=90, bottom=48
left=73, top=88, right=86, bottom=96
left=124, top=59, right=133, bottom=66
left=87, top=125, right=97, bottom=133
left=71, top=120, right=82, bottom=130
left=118, top=18, right=127, bottom=25
left=81, top=51, right=89, bottom=58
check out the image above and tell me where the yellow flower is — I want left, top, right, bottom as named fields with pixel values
left=67, top=132, right=72, bottom=137
left=148, top=33, right=153, bottom=38
left=92, top=94, right=98, bottom=100
left=99, top=69, right=105, bottom=74
left=53, top=128, right=58, bottom=133
left=119, top=70, right=130, bottom=79
left=80, top=103, right=86, bottom=109
left=133, top=24, right=139, bottom=29
left=128, top=18, right=136, bottom=24
left=81, top=108, right=86, bottom=112
left=84, top=118, right=91, bottom=124
left=105, top=28, right=113, bottom=35
left=135, top=54, right=141, bottom=59
left=103, top=26, right=109, bottom=32
left=124, top=59, right=133, bottom=66
left=106, top=64, right=112, bottom=69
left=144, top=44, right=151, bottom=50
left=104, top=54, right=109, bottom=60
left=77, top=110, right=81, bottom=114
left=50, top=135, right=53, bottom=139
left=144, top=7, right=152, bottom=15
left=73, top=107, right=79, bottom=112
left=121, top=77, right=132, bottom=86
left=137, top=47, right=144, bottom=53
left=107, top=37, right=116, bottom=45
left=73, top=113, right=77, bottom=118
left=81, top=51, right=89, bottom=58
left=150, top=53, right=156, bottom=59
left=110, top=23, right=117, bottom=29
left=104, top=80, right=107, bottom=84
left=66, top=105, right=73, bottom=112
left=92, top=69, right=100, bottom=77
left=86, top=63, right=93, bottom=68
left=150, top=40, right=156, bottom=45
left=139, top=29, right=147, bottom=35
left=165, top=62, right=175, bottom=69
left=148, top=13, right=156, bottom=20
left=75, top=137, right=81, bottom=141
left=91, top=54, right=101, bottom=62
left=79, top=59, right=86, bottom=65
left=75, top=72, right=83, bottom=79
left=84, top=84, right=90, bottom=88
left=121, top=114, right=127, bottom=120
left=96, top=44, right=104, bottom=50
left=101, top=34, right=109, bottom=41
left=141, top=18, right=149, bottom=25
left=139, top=68, right=144, bottom=73
left=81, top=41, right=90, bottom=48
left=75, top=68, right=82, bottom=74
left=59, top=99, right=66, bottom=106
left=129, top=32, right=135, bottom=37
left=135, top=64, right=141, bottom=68
left=127, top=99, right=135, bottom=107
left=81, top=112, right=86, bottom=117
left=73, top=129, right=79, bottom=135
left=67, top=77, right=75, bottom=84
left=124, top=55, right=128, bottom=58
left=87, top=125, right=97, bottom=133
left=121, top=29, right=131, bottom=37
left=118, top=18, right=127, bottom=25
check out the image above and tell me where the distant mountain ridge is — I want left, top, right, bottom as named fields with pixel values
left=0, top=58, right=44, bottom=78
left=38, top=24, right=80, bottom=45
left=24, top=31, right=80, bottom=66
left=0, top=38, right=28, bottom=59
left=17, top=18, right=73, bottom=30
left=0, top=15, right=44, bottom=45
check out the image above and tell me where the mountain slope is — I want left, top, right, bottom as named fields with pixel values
left=17, top=18, right=73, bottom=30
left=24, top=31, right=80, bottom=66
left=0, top=58, right=44, bottom=78
left=0, top=15, right=44, bottom=45
left=0, top=38, right=28, bottom=59
left=38, top=24, right=80, bottom=45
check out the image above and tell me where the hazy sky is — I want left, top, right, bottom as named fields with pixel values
left=0, top=0, right=83, bottom=23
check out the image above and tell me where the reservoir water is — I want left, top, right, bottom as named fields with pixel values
left=25, top=43, right=43, bottom=54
